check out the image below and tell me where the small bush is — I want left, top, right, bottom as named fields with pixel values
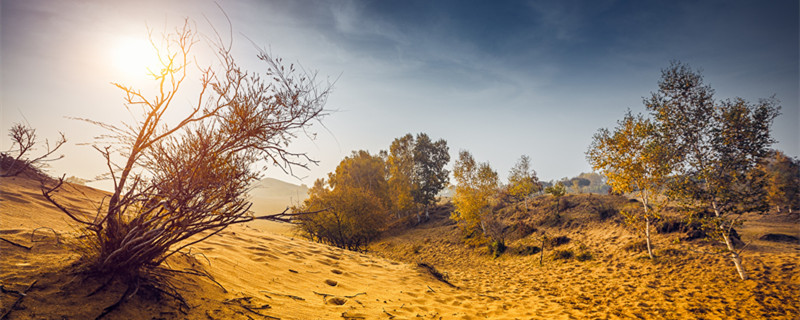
left=552, top=249, right=574, bottom=260
left=655, top=217, right=685, bottom=234
left=760, top=233, right=800, bottom=243
left=576, top=251, right=593, bottom=261
left=594, top=204, right=617, bottom=220
left=549, top=235, right=571, bottom=247
left=510, top=245, right=541, bottom=256
left=488, top=240, right=507, bottom=258
left=507, top=222, right=536, bottom=241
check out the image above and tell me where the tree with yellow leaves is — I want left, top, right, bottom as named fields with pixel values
left=451, top=150, right=500, bottom=245
left=587, top=111, right=673, bottom=259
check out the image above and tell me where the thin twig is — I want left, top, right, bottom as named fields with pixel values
left=0, top=280, right=37, bottom=320
left=344, top=292, right=366, bottom=298
left=260, top=291, right=305, bottom=301
left=31, top=227, right=60, bottom=244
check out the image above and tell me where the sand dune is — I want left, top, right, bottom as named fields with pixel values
left=1, top=175, right=799, bottom=319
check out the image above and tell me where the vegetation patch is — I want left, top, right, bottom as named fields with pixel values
left=509, top=244, right=541, bottom=256
left=549, top=235, right=571, bottom=247
left=760, top=233, right=799, bottom=243
left=575, top=251, right=593, bottom=261
left=552, top=249, right=574, bottom=260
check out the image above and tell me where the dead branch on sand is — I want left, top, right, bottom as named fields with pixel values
left=0, top=280, right=37, bottom=320
left=0, top=237, right=30, bottom=250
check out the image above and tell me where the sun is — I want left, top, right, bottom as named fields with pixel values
left=111, top=37, right=161, bottom=77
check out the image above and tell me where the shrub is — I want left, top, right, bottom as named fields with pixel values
left=552, top=249, right=574, bottom=260
left=655, top=216, right=686, bottom=234
left=593, top=202, right=618, bottom=220
left=488, top=240, right=507, bottom=258
left=549, top=235, right=571, bottom=247
left=576, top=251, right=593, bottom=261
left=509, top=245, right=541, bottom=256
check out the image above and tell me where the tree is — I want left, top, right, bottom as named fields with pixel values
left=587, top=111, right=673, bottom=259
left=297, top=151, right=389, bottom=250
left=759, top=150, right=800, bottom=213
left=42, top=19, right=330, bottom=305
left=544, top=181, right=566, bottom=215
left=385, top=133, right=450, bottom=223
left=412, top=133, right=450, bottom=220
left=451, top=150, right=500, bottom=245
left=386, top=134, right=416, bottom=220
left=569, top=177, right=591, bottom=194
left=1, top=123, right=66, bottom=177
left=507, top=155, right=541, bottom=201
left=646, top=61, right=780, bottom=280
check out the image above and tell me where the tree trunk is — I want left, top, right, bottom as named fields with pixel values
left=723, top=234, right=748, bottom=280
left=540, top=235, right=545, bottom=266
left=645, top=216, right=654, bottom=259
left=713, top=201, right=747, bottom=280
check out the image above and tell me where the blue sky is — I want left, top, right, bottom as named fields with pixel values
left=1, top=0, right=798, bottom=187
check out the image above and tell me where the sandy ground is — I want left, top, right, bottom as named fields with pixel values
left=1, top=175, right=799, bottom=319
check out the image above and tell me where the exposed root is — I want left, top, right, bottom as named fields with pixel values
left=31, top=227, right=60, bottom=244
left=95, top=279, right=138, bottom=320
left=0, top=236, right=31, bottom=250
left=0, top=280, right=37, bottom=320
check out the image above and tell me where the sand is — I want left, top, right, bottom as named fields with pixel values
left=1, top=175, right=799, bottom=319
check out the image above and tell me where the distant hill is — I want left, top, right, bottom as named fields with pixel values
left=246, top=177, right=308, bottom=235
left=248, top=177, right=308, bottom=215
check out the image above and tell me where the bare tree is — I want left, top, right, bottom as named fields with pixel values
left=41, top=19, right=330, bottom=313
left=1, top=123, right=66, bottom=177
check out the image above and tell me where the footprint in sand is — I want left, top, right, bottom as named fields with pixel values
left=325, top=279, right=338, bottom=286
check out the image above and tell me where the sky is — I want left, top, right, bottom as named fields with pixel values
left=1, top=0, right=798, bottom=189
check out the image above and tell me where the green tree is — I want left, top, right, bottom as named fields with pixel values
left=507, top=155, right=541, bottom=201
left=544, top=181, right=567, bottom=215
left=385, top=133, right=450, bottom=223
left=646, top=61, right=780, bottom=280
left=386, top=134, right=417, bottom=221
left=569, top=177, right=591, bottom=193
left=759, top=150, right=800, bottom=213
left=588, top=111, right=673, bottom=259
left=412, top=133, right=450, bottom=220
left=297, top=150, right=390, bottom=250
left=451, top=150, right=499, bottom=244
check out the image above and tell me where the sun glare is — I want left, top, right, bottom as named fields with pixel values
left=111, top=37, right=161, bottom=77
